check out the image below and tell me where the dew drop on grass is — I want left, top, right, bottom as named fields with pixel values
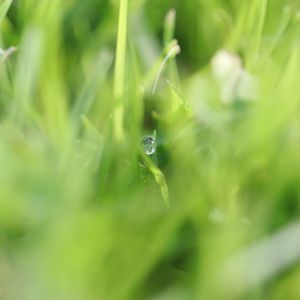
left=142, top=135, right=157, bottom=155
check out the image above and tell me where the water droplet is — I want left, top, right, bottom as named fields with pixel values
left=142, top=135, right=157, bottom=155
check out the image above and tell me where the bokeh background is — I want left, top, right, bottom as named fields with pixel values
left=0, top=0, right=300, bottom=299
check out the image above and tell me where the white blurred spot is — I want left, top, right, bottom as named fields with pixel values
left=211, top=50, right=259, bottom=104
left=209, top=208, right=225, bottom=223
left=0, top=47, right=17, bottom=60
left=212, top=50, right=242, bottom=81
left=219, top=220, right=300, bottom=296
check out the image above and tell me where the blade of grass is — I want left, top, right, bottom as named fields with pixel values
left=152, top=40, right=180, bottom=95
left=163, top=9, right=183, bottom=112
left=254, top=0, right=268, bottom=54
left=143, top=154, right=170, bottom=207
left=0, top=0, right=12, bottom=24
left=71, top=49, right=113, bottom=134
left=113, top=0, right=128, bottom=143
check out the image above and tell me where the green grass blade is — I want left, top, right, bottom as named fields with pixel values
left=0, top=0, right=12, bottom=23
left=113, top=0, right=128, bottom=143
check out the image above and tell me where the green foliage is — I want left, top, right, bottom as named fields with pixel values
left=0, top=0, right=300, bottom=299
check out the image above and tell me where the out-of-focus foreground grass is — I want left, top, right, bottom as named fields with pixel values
left=0, top=0, right=300, bottom=299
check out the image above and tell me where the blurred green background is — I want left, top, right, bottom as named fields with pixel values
left=0, top=0, right=300, bottom=299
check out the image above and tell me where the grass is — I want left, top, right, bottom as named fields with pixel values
left=113, top=0, right=127, bottom=142
left=0, top=0, right=300, bottom=299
